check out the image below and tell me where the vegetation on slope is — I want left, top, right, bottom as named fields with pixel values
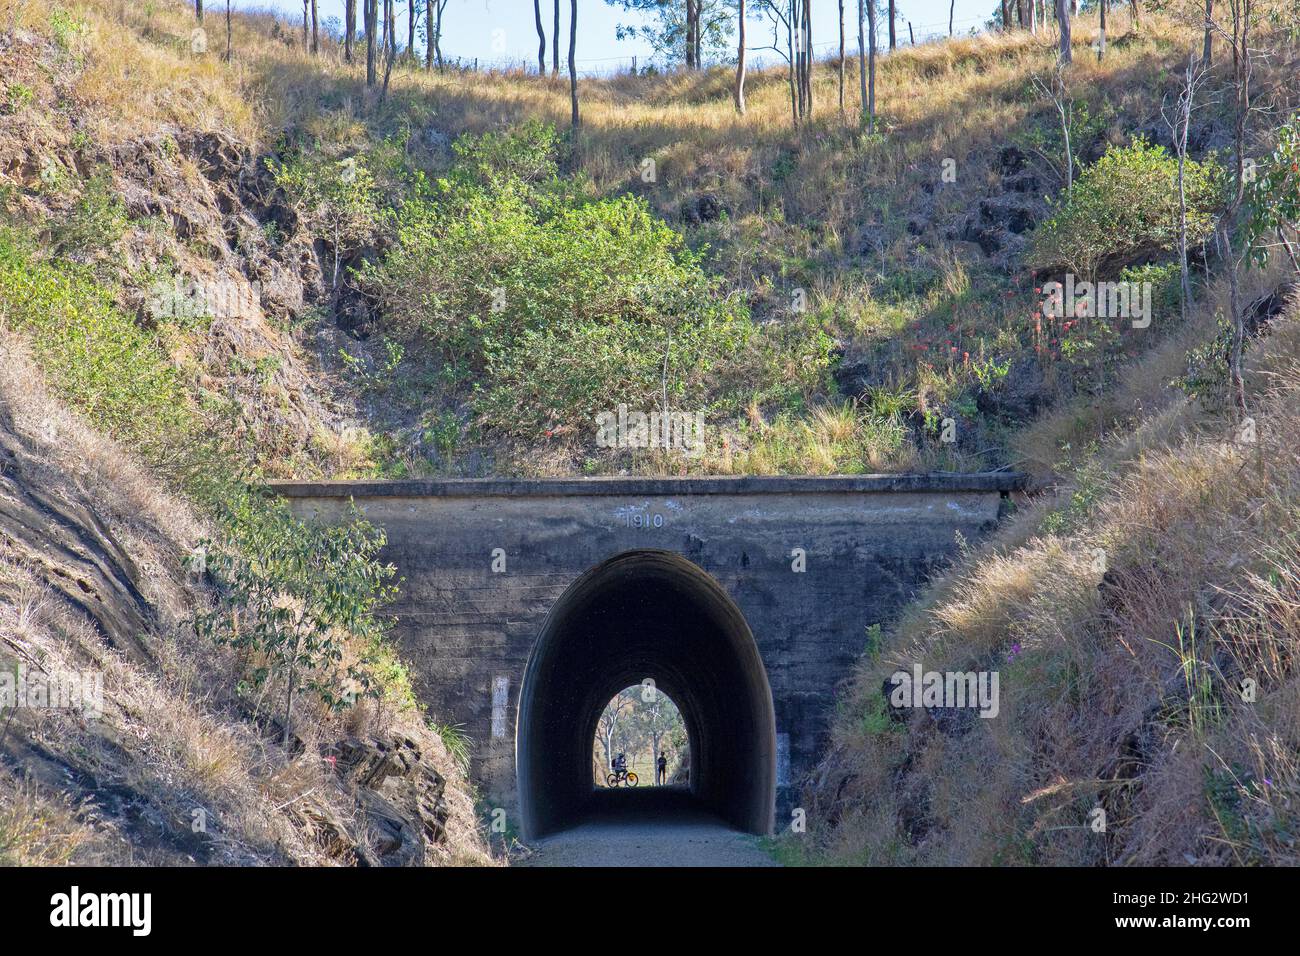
left=2, top=0, right=1299, bottom=868
left=797, top=273, right=1300, bottom=865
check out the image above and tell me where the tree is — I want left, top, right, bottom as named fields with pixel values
left=195, top=0, right=203, bottom=21
left=948, top=0, right=954, bottom=35
left=687, top=0, right=698, bottom=67
left=197, top=500, right=397, bottom=750
left=1210, top=0, right=1255, bottom=414
left=736, top=0, right=748, bottom=114
left=569, top=0, right=579, bottom=127
left=1002, top=0, right=1010, bottom=31
left=1097, top=0, right=1106, bottom=61
left=301, top=0, right=308, bottom=47
left=553, top=0, right=561, bottom=75
left=344, top=0, right=356, bottom=63
left=310, top=0, right=319, bottom=54
left=1246, top=115, right=1300, bottom=276
left=412, top=0, right=420, bottom=62
left=594, top=689, right=636, bottom=773
left=748, top=1, right=795, bottom=123
left=857, top=0, right=868, bottom=128
left=867, top=0, right=876, bottom=129
left=888, top=0, right=895, bottom=48
left=837, top=0, right=845, bottom=115
left=1033, top=65, right=1075, bottom=189
left=534, top=0, right=547, bottom=73
left=381, top=0, right=397, bottom=100
left=1056, top=0, right=1071, bottom=64
left=1203, top=0, right=1214, bottom=65
left=225, top=0, right=232, bottom=61
left=365, top=0, right=377, bottom=85
left=1161, top=52, right=1211, bottom=322
left=425, top=0, right=448, bottom=70
left=605, top=0, right=731, bottom=66
left=794, top=0, right=813, bottom=123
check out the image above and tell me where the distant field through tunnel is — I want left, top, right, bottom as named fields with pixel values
left=516, top=550, right=777, bottom=839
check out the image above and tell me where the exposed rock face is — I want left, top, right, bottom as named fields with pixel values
left=680, top=192, right=726, bottom=225
left=332, top=735, right=452, bottom=867
left=0, top=412, right=158, bottom=665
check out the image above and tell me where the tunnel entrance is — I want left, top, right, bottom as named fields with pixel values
left=516, top=550, right=776, bottom=839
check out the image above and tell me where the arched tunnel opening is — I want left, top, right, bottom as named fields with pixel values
left=516, top=550, right=776, bottom=839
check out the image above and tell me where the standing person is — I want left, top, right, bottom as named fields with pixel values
left=657, top=752, right=667, bottom=785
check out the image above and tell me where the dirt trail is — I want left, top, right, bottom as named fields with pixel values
left=517, top=787, right=780, bottom=867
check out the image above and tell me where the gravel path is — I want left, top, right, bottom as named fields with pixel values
left=517, top=787, right=780, bottom=867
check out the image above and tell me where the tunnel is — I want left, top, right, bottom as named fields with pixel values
left=515, top=550, right=776, bottom=839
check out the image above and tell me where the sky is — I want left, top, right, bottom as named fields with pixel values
left=230, top=1, right=1002, bottom=74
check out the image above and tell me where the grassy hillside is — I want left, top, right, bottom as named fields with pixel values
left=2, top=0, right=1299, bottom=868
left=794, top=272, right=1300, bottom=866
left=6, top=0, right=1293, bottom=480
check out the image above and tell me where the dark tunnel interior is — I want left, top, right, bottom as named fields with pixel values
left=516, top=550, right=776, bottom=839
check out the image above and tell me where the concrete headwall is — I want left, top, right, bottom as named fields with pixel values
left=271, top=474, right=1018, bottom=829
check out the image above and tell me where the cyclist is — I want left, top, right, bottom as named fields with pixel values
left=612, top=752, right=627, bottom=777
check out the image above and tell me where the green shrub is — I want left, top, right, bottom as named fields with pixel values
left=368, top=124, right=823, bottom=436
left=1028, top=139, right=1224, bottom=281
left=267, top=151, right=388, bottom=292
left=196, top=491, right=402, bottom=744
left=0, top=229, right=196, bottom=466
left=52, top=172, right=128, bottom=260
left=1245, top=112, right=1300, bottom=270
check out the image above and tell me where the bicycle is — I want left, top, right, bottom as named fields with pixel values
left=606, top=767, right=638, bottom=787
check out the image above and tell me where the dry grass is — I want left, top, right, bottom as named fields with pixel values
left=0, top=335, right=493, bottom=865
left=804, top=275, right=1300, bottom=866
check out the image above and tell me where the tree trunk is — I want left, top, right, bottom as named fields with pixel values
left=1130, top=0, right=1141, bottom=27
left=838, top=0, right=845, bottom=115
left=388, top=0, right=397, bottom=60
left=786, top=9, right=796, bottom=125
left=1097, top=0, right=1106, bottom=60
left=380, top=0, right=396, bottom=99
left=569, top=0, right=578, bottom=126
left=195, top=0, right=203, bottom=21
left=225, top=0, right=232, bottom=60
left=1057, top=0, right=1071, bottom=63
left=302, top=0, right=308, bottom=47
left=310, top=0, right=318, bottom=54
left=408, top=0, right=416, bottom=61
left=949, top=0, right=955, bottom=35
left=424, top=0, right=433, bottom=69
left=1002, top=0, right=1010, bottom=30
left=1202, top=0, right=1213, bottom=65
left=686, top=0, right=697, bottom=69
left=803, top=0, right=813, bottom=121
left=365, top=0, right=377, bottom=85
left=736, top=0, right=748, bottom=114
left=344, top=0, right=355, bottom=63
left=435, top=0, right=445, bottom=70
left=553, top=0, right=560, bottom=75
left=868, top=0, right=877, bottom=130
left=533, top=0, right=546, bottom=73
left=889, top=0, right=896, bottom=48
left=857, top=0, right=867, bottom=127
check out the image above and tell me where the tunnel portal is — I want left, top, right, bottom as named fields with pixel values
left=517, top=550, right=776, bottom=837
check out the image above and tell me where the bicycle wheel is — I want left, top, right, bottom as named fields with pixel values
left=606, top=773, right=619, bottom=788
left=626, top=771, right=638, bottom=787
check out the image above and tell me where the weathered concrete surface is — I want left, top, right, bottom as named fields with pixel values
left=271, top=474, right=1020, bottom=837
